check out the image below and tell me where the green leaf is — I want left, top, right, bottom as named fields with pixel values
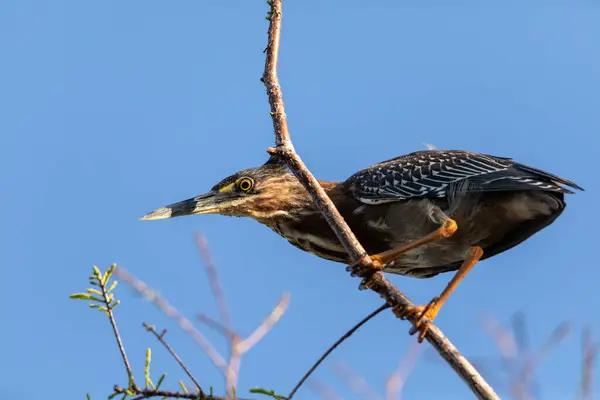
left=107, top=280, right=118, bottom=292
left=144, top=348, right=152, bottom=389
left=107, top=391, right=120, bottom=399
left=70, top=293, right=93, bottom=301
left=87, top=288, right=103, bottom=297
left=179, top=381, right=188, bottom=393
left=155, top=373, right=166, bottom=389
left=92, top=266, right=102, bottom=279
left=86, top=394, right=91, bottom=400
left=89, top=304, right=108, bottom=313
left=103, top=264, right=116, bottom=284
left=250, top=388, right=286, bottom=399
left=110, top=300, right=121, bottom=309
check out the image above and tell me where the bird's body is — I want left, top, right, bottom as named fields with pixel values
left=142, top=149, right=583, bottom=339
left=191, top=150, right=577, bottom=278
left=265, top=187, right=565, bottom=278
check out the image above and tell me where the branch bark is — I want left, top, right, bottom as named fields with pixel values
left=261, top=1, right=500, bottom=399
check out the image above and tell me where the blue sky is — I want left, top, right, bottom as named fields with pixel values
left=1, top=1, right=599, bottom=399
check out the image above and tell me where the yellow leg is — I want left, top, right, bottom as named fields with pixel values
left=370, top=218, right=458, bottom=269
left=395, top=246, right=484, bottom=342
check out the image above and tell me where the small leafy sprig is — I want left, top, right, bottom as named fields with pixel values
left=70, top=264, right=120, bottom=314
left=71, top=265, right=183, bottom=399
left=70, top=264, right=138, bottom=398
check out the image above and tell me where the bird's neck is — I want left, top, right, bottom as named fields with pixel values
left=252, top=180, right=343, bottom=227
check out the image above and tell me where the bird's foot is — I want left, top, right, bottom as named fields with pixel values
left=393, top=297, right=440, bottom=343
left=346, top=256, right=386, bottom=290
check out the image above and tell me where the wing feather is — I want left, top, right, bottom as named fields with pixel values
left=345, top=150, right=583, bottom=204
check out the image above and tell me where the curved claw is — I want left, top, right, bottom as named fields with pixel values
left=345, top=256, right=385, bottom=278
left=393, top=297, right=441, bottom=343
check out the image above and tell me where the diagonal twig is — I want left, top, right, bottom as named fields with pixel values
left=114, top=385, right=240, bottom=400
left=480, top=314, right=519, bottom=374
left=261, top=1, right=498, bottom=399
left=288, top=304, right=390, bottom=399
left=238, top=292, right=290, bottom=353
left=196, top=234, right=234, bottom=337
left=580, top=327, right=598, bottom=400
left=330, top=361, right=383, bottom=400
left=115, top=266, right=229, bottom=373
left=143, top=322, right=204, bottom=395
left=197, top=313, right=240, bottom=340
left=307, top=379, right=344, bottom=400
left=96, top=266, right=137, bottom=390
left=194, top=232, right=290, bottom=393
left=514, top=321, right=569, bottom=400
left=195, top=233, right=239, bottom=392
left=385, top=341, right=423, bottom=400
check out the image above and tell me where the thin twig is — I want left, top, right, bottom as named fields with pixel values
left=195, top=233, right=238, bottom=391
left=100, top=271, right=137, bottom=390
left=330, top=361, right=382, bottom=400
left=114, top=385, right=237, bottom=400
left=196, top=234, right=234, bottom=338
left=143, top=322, right=204, bottom=395
left=481, top=314, right=570, bottom=400
left=195, top=233, right=291, bottom=393
left=306, top=379, right=343, bottom=400
left=580, top=327, right=598, bottom=400
left=385, top=341, right=423, bottom=400
left=238, top=292, right=290, bottom=353
left=515, top=321, right=569, bottom=400
left=261, top=1, right=499, bottom=399
left=197, top=313, right=240, bottom=339
left=288, top=304, right=390, bottom=399
left=480, top=314, right=518, bottom=374
left=511, top=312, right=531, bottom=361
left=115, top=266, right=229, bottom=374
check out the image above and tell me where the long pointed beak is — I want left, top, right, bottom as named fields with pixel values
left=140, top=192, right=221, bottom=221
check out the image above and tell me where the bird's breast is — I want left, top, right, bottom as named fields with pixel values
left=270, top=220, right=349, bottom=263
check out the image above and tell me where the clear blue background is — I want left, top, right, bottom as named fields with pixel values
left=1, top=1, right=598, bottom=399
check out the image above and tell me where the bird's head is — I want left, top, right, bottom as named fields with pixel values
left=141, top=158, right=314, bottom=222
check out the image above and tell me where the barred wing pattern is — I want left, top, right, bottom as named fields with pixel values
left=346, top=150, right=582, bottom=204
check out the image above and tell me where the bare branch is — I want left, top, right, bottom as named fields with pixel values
left=114, top=385, right=240, bottom=400
left=194, top=233, right=289, bottom=393
left=99, top=267, right=137, bottom=390
left=194, top=233, right=240, bottom=391
left=238, top=292, right=290, bottom=353
left=115, top=266, right=229, bottom=373
left=480, top=314, right=518, bottom=371
left=385, top=341, right=423, bottom=400
left=330, top=361, right=383, bottom=400
left=197, top=313, right=239, bottom=340
left=514, top=321, right=569, bottom=400
left=288, top=304, right=389, bottom=399
left=143, top=323, right=204, bottom=395
left=511, top=312, right=531, bottom=360
left=196, top=233, right=234, bottom=338
left=580, top=327, right=598, bottom=400
left=307, top=379, right=344, bottom=400
left=261, top=1, right=499, bottom=399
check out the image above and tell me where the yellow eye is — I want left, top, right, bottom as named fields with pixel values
left=237, top=178, right=254, bottom=192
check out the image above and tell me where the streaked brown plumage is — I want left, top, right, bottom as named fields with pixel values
left=141, top=149, right=583, bottom=340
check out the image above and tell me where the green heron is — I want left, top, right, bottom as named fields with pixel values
left=142, top=150, right=583, bottom=339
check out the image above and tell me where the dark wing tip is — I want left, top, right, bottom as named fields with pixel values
left=490, top=155, right=585, bottom=193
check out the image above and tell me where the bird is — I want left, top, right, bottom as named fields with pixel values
left=141, top=150, right=583, bottom=340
